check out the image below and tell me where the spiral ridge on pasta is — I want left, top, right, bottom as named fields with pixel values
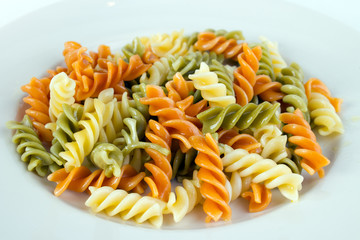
left=60, top=89, right=115, bottom=172
left=276, top=62, right=309, bottom=122
left=280, top=109, right=330, bottom=178
left=208, top=59, right=235, bottom=96
left=139, top=57, right=170, bottom=86
left=48, top=72, right=76, bottom=122
left=7, top=115, right=62, bottom=176
left=242, top=183, right=272, bottom=213
left=232, top=43, right=261, bottom=106
left=21, top=76, right=53, bottom=142
left=48, top=164, right=146, bottom=196
left=171, top=148, right=198, bottom=180
left=90, top=143, right=124, bottom=178
left=165, top=170, right=202, bottom=222
left=250, top=42, right=276, bottom=80
left=86, top=186, right=166, bottom=228
left=122, top=37, right=146, bottom=60
left=143, top=120, right=172, bottom=202
left=194, top=31, right=244, bottom=60
left=197, top=101, right=280, bottom=134
left=307, top=92, right=344, bottom=136
left=222, top=149, right=303, bottom=201
left=189, top=133, right=231, bottom=222
left=218, top=129, right=262, bottom=153
left=189, top=62, right=236, bottom=107
left=305, top=78, right=343, bottom=135
left=166, top=51, right=224, bottom=81
left=63, top=41, right=151, bottom=101
left=49, top=103, right=83, bottom=164
left=304, top=78, right=342, bottom=113
left=259, top=37, right=287, bottom=77
left=141, top=30, right=188, bottom=57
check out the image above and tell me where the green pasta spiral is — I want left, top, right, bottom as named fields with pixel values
left=276, top=62, right=310, bottom=122
left=90, top=142, right=124, bottom=178
left=166, top=51, right=224, bottom=81
left=122, top=37, right=146, bottom=60
left=197, top=101, right=281, bottom=133
left=50, top=103, right=83, bottom=164
left=208, top=59, right=235, bottom=96
left=7, top=115, right=62, bottom=176
left=249, top=42, right=275, bottom=80
left=113, top=118, right=169, bottom=171
left=171, top=148, right=198, bottom=181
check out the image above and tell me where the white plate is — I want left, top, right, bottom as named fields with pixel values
left=1, top=0, right=360, bottom=239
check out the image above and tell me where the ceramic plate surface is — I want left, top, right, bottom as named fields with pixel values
left=1, top=0, right=360, bottom=239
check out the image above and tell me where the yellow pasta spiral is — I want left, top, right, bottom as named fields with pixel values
left=222, top=149, right=303, bottom=201
left=189, top=62, right=235, bottom=107
left=86, top=186, right=166, bottom=228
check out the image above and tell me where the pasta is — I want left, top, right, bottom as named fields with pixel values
left=7, top=115, right=62, bottom=176
left=7, top=28, right=343, bottom=227
left=189, top=62, right=236, bottom=107
left=197, top=101, right=281, bottom=134
left=280, top=109, right=330, bottom=178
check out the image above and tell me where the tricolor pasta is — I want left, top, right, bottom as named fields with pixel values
left=7, top=29, right=343, bottom=227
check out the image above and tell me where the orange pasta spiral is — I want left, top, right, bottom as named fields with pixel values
left=47, top=164, right=146, bottom=197
left=194, top=32, right=244, bottom=60
left=233, top=43, right=261, bottom=106
left=218, top=129, right=262, bottom=153
left=253, top=74, right=285, bottom=102
left=242, top=183, right=272, bottom=213
left=165, top=72, right=207, bottom=125
left=143, top=120, right=172, bottom=201
left=189, top=133, right=231, bottom=222
left=304, top=77, right=342, bottom=112
left=21, top=77, right=52, bottom=142
left=63, top=41, right=151, bottom=101
left=280, top=109, right=330, bottom=178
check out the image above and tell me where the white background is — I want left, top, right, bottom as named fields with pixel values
left=0, top=0, right=359, bottom=32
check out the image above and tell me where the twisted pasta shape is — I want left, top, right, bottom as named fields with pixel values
left=90, top=143, right=124, bottom=178
left=276, top=63, right=310, bottom=122
left=60, top=89, right=117, bottom=171
left=252, top=124, right=288, bottom=163
left=139, top=57, right=170, bottom=86
left=165, top=170, right=202, bottom=222
left=307, top=92, right=344, bottom=136
left=142, top=120, right=172, bottom=202
left=242, top=183, right=272, bottom=213
left=197, top=101, right=280, bottom=134
left=259, top=37, right=287, bottom=77
left=189, top=62, right=236, bottom=107
left=304, top=78, right=342, bottom=113
left=305, top=78, right=343, bottom=135
left=141, top=30, right=188, bottom=57
left=48, top=72, right=76, bottom=122
left=189, top=133, right=231, bottom=223
left=122, top=37, right=146, bottom=60
left=222, top=149, right=303, bottom=201
left=47, top=164, right=146, bottom=196
left=208, top=59, right=235, bottom=96
left=131, top=83, right=150, bottom=120
left=166, top=51, right=224, bottom=81
left=21, top=76, right=52, bottom=142
left=194, top=31, right=244, bottom=60
left=63, top=41, right=151, bottom=101
left=280, top=109, right=330, bottom=178
left=218, top=129, right=262, bottom=153
left=7, top=115, right=61, bottom=176
left=232, top=43, right=261, bottom=106
left=249, top=42, right=275, bottom=80
left=171, top=148, right=198, bottom=180
left=85, top=186, right=166, bottom=228
left=49, top=103, right=83, bottom=164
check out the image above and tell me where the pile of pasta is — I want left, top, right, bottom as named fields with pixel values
left=7, top=29, right=344, bottom=227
